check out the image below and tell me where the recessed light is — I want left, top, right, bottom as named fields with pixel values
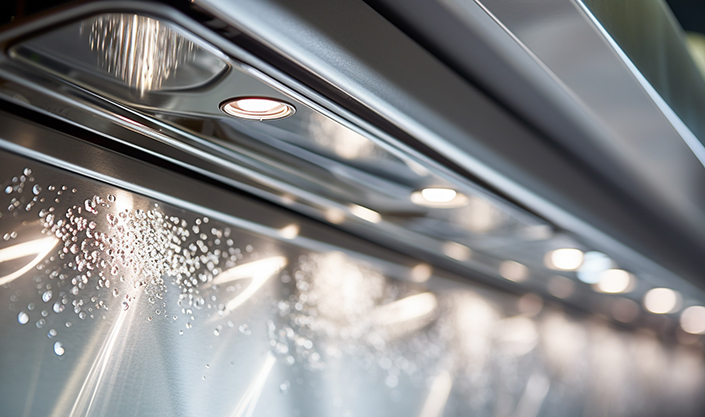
left=220, top=97, right=295, bottom=120
left=594, top=269, right=633, bottom=294
left=411, top=187, right=467, bottom=208
left=644, top=288, right=681, bottom=314
left=544, top=248, right=583, bottom=271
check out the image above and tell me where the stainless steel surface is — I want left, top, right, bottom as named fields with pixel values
left=360, top=0, right=705, bottom=288
left=0, top=4, right=656, bottom=310
left=1, top=113, right=704, bottom=417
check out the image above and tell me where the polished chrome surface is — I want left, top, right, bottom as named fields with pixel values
left=360, top=0, right=705, bottom=287
left=0, top=1, right=703, bottom=333
left=1, top=116, right=704, bottom=417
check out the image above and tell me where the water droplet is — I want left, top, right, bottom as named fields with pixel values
left=213, top=328, right=220, bottom=336
left=47, top=328, right=57, bottom=338
left=4, top=186, right=12, bottom=194
left=107, top=194, right=116, bottom=203
left=32, top=184, right=41, bottom=195
left=23, top=168, right=32, bottom=176
left=36, top=318, right=46, bottom=328
left=17, top=311, right=29, bottom=324
left=27, top=303, right=35, bottom=311
left=179, top=330, right=184, bottom=336
left=280, top=381, right=290, bottom=394
left=42, top=290, right=53, bottom=302
left=205, top=364, right=210, bottom=368
left=185, top=322, right=192, bottom=329
left=78, top=311, right=86, bottom=320
left=53, top=342, right=65, bottom=356
left=147, top=316, right=153, bottom=322
left=122, top=302, right=129, bottom=311
left=53, top=302, right=64, bottom=313
left=65, top=321, right=72, bottom=328
left=239, top=324, right=251, bottom=335
left=112, top=288, right=119, bottom=297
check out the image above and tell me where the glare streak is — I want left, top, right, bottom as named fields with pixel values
left=418, top=371, right=453, bottom=417
left=68, top=298, right=135, bottom=417
left=512, top=373, right=550, bottom=417
left=373, top=292, right=438, bottom=327
left=0, top=237, right=58, bottom=286
left=209, top=257, right=287, bottom=312
left=230, top=354, right=276, bottom=417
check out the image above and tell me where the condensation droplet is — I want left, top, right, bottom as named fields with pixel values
left=53, top=342, right=65, bottom=356
left=32, top=184, right=41, bottom=195
left=122, top=302, right=129, bottom=311
left=280, top=381, right=290, bottom=394
left=36, top=318, right=46, bottom=328
left=42, top=290, right=53, bottom=303
left=112, top=288, right=119, bottom=297
left=17, top=311, right=29, bottom=324
left=48, top=328, right=57, bottom=338
left=239, top=324, right=251, bottom=335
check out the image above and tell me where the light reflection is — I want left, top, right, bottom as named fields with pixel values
left=417, top=371, right=453, bottom=417
left=451, top=195, right=505, bottom=233
left=209, top=257, right=288, bottom=312
left=512, top=373, right=550, bottom=417
left=85, top=14, right=197, bottom=94
left=452, top=293, right=498, bottom=370
left=67, top=301, right=136, bottom=417
left=278, top=224, right=299, bottom=240
left=308, top=113, right=377, bottom=159
left=595, top=269, right=634, bottom=294
left=644, top=288, right=681, bottom=314
left=541, top=312, right=586, bottom=378
left=310, top=252, right=385, bottom=325
left=681, top=306, right=705, bottom=335
left=324, top=208, right=345, bottom=224
left=499, top=260, right=528, bottom=282
left=0, top=237, right=59, bottom=286
left=544, top=248, right=583, bottom=271
left=410, top=263, right=433, bottom=283
left=229, top=354, right=276, bottom=417
left=441, top=241, right=471, bottom=261
left=495, top=316, right=538, bottom=356
left=349, top=204, right=381, bottom=223
left=576, top=251, right=612, bottom=284
left=373, top=292, right=438, bottom=328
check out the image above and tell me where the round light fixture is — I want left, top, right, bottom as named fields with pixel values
left=644, top=287, right=681, bottom=314
left=594, top=269, right=634, bottom=294
left=220, top=97, right=295, bottom=120
left=411, top=187, right=467, bottom=208
left=544, top=248, right=584, bottom=271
